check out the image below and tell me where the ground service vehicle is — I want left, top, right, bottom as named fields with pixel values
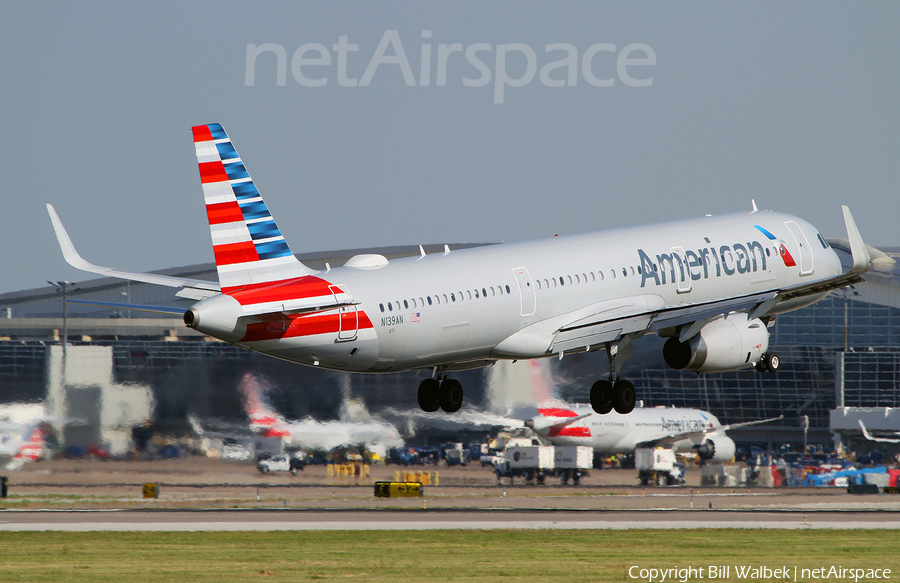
left=635, top=447, right=685, bottom=486
left=256, top=453, right=307, bottom=475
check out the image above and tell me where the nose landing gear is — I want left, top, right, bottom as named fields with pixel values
left=754, top=352, right=780, bottom=373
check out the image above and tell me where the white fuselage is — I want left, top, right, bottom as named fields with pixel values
left=220, top=210, right=841, bottom=373
left=276, top=419, right=404, bottom=456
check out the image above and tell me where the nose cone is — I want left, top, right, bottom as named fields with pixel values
left=184, top=294, right=246, bottom=342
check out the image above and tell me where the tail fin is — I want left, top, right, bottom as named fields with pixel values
left=6, top=423, right=44, bottom=470
left=192, top=123, right=316, bottom=292
left=238, top=372, right=290, bottom=437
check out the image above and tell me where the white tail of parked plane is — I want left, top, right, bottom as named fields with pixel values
left=47, top=123, right=872, bottom=416
left=0, top=404, right=47, bottom=470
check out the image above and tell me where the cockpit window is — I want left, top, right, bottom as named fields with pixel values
left=817, top=233, right=830, bottom=249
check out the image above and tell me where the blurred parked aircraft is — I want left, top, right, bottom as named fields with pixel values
left=239, top=372, right=403, bottom=458
left=525, top=404, right=781, bottom=463
left=0, top=403, right=47, bottom=470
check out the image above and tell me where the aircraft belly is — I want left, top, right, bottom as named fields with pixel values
left=375, top=305, right=519, bottom=370
left=242, top=329, right=379, bottom=373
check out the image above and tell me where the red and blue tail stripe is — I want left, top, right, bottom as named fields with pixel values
left=192, top=123, right=314, bottom=292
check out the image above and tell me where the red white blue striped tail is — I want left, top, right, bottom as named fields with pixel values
left=192, top=123, right=315, bottom=292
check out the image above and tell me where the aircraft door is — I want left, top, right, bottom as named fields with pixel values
left=330, top=285, right=358, bottom=341
left=784, top=221, right=814, bottom=275
left=512, top=267, right=536, bottom=316
left=670, top=246, right=691, bottom=293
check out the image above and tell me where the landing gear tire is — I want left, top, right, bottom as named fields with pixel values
left=755, top=352, right=780, bottom=373
left=612, top=380, right=636, bottom=415
left=590, top=380, right=614, bottom=414
left=439, top=379, right=464, bottom=413
left=417, top=378, right=441, bottom=412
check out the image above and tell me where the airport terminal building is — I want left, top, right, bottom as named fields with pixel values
left=1, top=241, right=898, bottom=455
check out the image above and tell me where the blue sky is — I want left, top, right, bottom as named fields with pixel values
left=2, top=2, right=897, bottom=293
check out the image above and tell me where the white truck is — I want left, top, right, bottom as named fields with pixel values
left=256, top=452, right=307, bottom=476
left=635, top=447, right=685, bottom=486
left=554, top=446, right=593, bottom=485
left=494, top=445, right=592, bottom=485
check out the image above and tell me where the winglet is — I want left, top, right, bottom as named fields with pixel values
left=46, top=204, right=94, bottom=273
left=842, top=206, right=870, bottom=275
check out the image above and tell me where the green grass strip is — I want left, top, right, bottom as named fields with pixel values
left=0, top=530, right=897, bottom=582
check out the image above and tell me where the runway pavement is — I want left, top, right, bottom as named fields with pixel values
left=4, top=460, right=900, bottom=530
left=2, top=508, right=900, bottom=531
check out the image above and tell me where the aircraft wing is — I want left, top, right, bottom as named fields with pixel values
left=715, top=414, right=784, bottom=433
left=644, top=415, right=783, bottom=448
left=858, top=420, right=900, bottom=444
left=550, top=207, right=870, bottom=352
left=47, top=204, right=220, bottom=300
left=551, top=290, right=778, bottom=354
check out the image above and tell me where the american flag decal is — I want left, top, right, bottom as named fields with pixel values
left=411, top=312, right=421, bottom=322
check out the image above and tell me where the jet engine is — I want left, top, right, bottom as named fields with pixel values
left=183, top=294, right=246, bottom=342
left=694, top=434, right=736, bottom=463
left=662, top=313, right=768, bottom=373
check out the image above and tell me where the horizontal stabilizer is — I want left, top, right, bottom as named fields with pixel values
left=524, top=412, right=591, bottom=433
left=65, top=299, right=188, bottom=316
left=46, top=204, right=220, bottom=296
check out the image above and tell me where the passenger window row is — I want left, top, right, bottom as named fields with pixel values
left=533, top=266, right=643, bottom=291
left=379, top=284, right=514, bottom=313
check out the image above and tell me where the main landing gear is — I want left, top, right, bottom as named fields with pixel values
left=589, top=338, right=637, bottom=415
left=590, top=379, right=636, bottom=415
left=417, top=376, right=464, bottom=413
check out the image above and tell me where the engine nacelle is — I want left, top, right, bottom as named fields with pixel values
left=183, top=294, right=246, bottom=342
left=695, top=434, right=737, bottom=463
left=663, top=313, right=769, bottom=373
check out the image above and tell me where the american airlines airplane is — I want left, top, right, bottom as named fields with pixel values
left=46, top=123, right=871, bottom=416
left=524, top=405, right=782, bottom=463
left=0, top=403, right=47, bottom=470
left=238, top=372, right=404, bottom=457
